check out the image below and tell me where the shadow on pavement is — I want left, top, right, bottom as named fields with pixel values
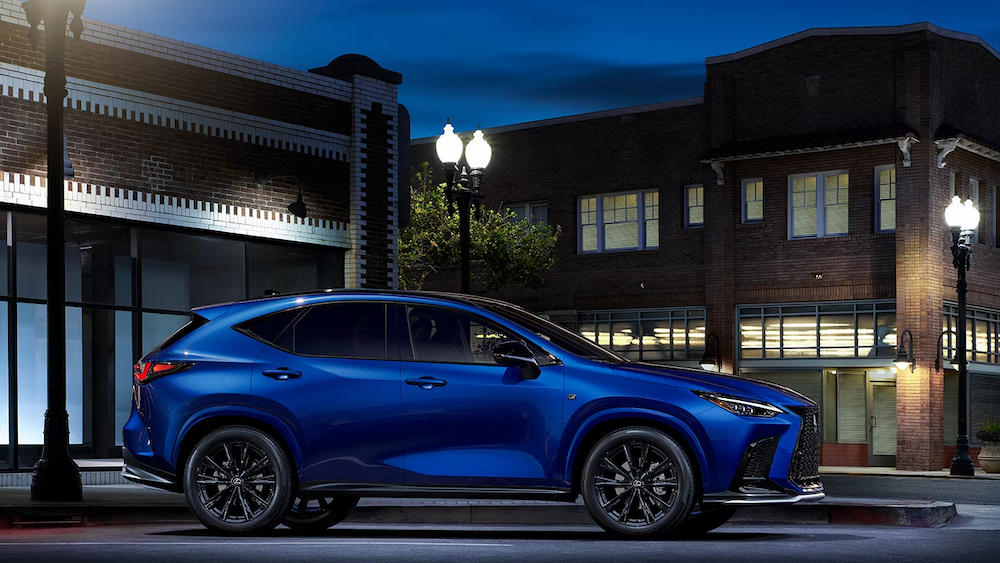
left=152, top=527, right=866, bottom=543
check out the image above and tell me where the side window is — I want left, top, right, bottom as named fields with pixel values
left=277, top=302, right=387, bottom=359
left=406, top=306, right=513, bottom=364
left=241, top=309, right=301, bottom=344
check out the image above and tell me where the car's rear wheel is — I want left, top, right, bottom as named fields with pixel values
left=582, top=426, right=695, bottom=538
left=184, top=425, right=294, bottom=535
left=283, top=496, right=360, bottom=531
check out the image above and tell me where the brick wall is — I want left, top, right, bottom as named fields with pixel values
left=0, top=0, right=401, bottom=289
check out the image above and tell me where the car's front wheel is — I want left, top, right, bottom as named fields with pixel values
left=184, top=425, right=294, bottom=535
left=283, top=496, right=360, bottom=531
left=582, top=426, right=695, bottom=537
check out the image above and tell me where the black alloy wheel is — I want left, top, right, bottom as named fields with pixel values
left=582, top=426, right=695, bottom=537
left=184, top=425, right=294, bottom=535
left=283, top=496, right=360, bottom=531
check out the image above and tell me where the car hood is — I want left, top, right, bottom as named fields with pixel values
left=611, top=362, right=815, bottom=407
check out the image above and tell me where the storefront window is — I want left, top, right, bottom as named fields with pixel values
left=67, top=220, right=132, bottom=306
left=580, top=308, right=706, bottom=362
left=739, top=302, right=896, bottom=359
left=16, top=304, right=83, bottom=445
left=1, top=211, right=8, bottom=296
left=142, top=230, right=245, bottom=311
left=1, top=302, right=7, bottom=449
left=15, top=214, right=46, bottom=300
left=943, top=304, right=1000, bottom=364
left=247, top=242, right=344, bottom=298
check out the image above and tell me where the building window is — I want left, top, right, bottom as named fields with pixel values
left=742, top=179, right=763, bottom=223
left=875, top=165, right=895, bottom=233
left=993, top=186, right=998, bottom=247
left=578, top=308, right=705, bottom=362
left=738, top=301, right=896, bottom=359
left=507, top=202, right=548, bottom=226
left=685, top=184, right=704, bottom=227
left=788, top=171, right=849, bottom=239
left=943, top=303, right=1000, bottom=365
left=578, top=190, right=658, bottom=253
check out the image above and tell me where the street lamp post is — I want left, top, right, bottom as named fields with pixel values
left=435, top=122, right=492, bottom=294
left=945, top=195, right=980, bottom=476
left=20, top=0, right=86, bottom=501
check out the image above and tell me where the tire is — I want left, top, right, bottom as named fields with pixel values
left=184, top=425, right=294, bottom=535
left=581, top=426, right=695, bottom=538
left=283, top=496, right=360, bottom=532
left=676, top=505, right=737, bottom=535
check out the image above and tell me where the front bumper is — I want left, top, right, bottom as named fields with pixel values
left=703, top=490, right=825, bottom=505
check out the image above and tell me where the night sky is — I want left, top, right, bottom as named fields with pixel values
left=81, top=0, right=1000, bottom=138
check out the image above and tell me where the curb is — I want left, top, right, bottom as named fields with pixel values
left=0, top=499, right=957, bottom=529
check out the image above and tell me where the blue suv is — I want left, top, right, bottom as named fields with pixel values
left=122, top=290, right=823, bottom=537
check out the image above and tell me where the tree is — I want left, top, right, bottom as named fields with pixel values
left=399, top=162, right=561, bottom=291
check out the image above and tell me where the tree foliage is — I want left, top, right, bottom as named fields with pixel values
left=399, top=162, right=561, bottom=291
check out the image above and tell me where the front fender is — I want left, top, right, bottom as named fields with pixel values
left=563, top=406, right=713, bottom=491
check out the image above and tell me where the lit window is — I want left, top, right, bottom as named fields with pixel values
left=876, top=165, right=895, bottom=233
left=788, top=171, right=849, bottom=239
left=507, top=202, right=548, bottom=227
left=970, top=178, right=980, bottom=244
left=685, top=184, right=704, bottom=227
left=578, top=190, right=658, bottom=253
left=742, top=179, right=763, bottom=222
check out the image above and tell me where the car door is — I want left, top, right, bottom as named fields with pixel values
left=399, top=303, right=566, bottom=490
left=250, top=301, right=403, bottom=487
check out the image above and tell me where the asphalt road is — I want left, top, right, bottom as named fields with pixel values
left=822, top=475, right=1000, bottom=505
left=3, top=516, right=1000, bottom=563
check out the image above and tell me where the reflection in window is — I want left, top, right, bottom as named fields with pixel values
left=407, top=305, right=511, bottom=364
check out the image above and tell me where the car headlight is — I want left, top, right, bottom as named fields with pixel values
left=693, top=391, right=784, bottom=418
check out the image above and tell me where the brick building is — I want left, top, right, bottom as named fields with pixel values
left=412, top=23, right=1000, bottom=470
left=0, top=1, right=401, bottom=468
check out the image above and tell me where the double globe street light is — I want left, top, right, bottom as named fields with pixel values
left=435, top=121, right=492, bottom=294
left=945, top=195, right=980, bottom=476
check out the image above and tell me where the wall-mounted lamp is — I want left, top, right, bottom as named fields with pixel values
left=700, top=333, right=721, bottom=371
left=256, top=172, right=306, bottom=219
left=935, top=329, right=957, bottom=372
left=893, top=329, right=914, bottom=372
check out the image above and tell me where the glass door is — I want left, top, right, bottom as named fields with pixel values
left=867, top=378, right=897, bottom=467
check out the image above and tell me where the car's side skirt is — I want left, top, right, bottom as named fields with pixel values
left=299, top=482, right=577, bottom=502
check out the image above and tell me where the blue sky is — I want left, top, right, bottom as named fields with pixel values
left=82, top=0, right=1000, bottom=138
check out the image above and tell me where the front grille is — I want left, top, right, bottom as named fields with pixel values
left=788, top=406, right=822, bottom=490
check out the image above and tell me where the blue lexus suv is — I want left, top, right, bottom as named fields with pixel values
left=122, top=290, right=823, bottom=537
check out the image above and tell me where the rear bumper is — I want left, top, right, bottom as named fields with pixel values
left=121, top=448, right=182, bottom=493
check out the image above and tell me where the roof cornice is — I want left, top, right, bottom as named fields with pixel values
left=706, top=22, right=1000, bottom=65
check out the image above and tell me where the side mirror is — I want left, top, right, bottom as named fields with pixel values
left=493, top=341, right=541, bottom=380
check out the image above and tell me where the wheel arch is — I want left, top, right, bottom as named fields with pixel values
left=174, top=412, right=302, bottom=491
left=567, top=410, right=708, bottom=500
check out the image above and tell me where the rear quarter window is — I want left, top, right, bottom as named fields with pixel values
left=236, top=309, right=302, bottom=345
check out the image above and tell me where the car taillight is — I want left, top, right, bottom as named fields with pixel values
left=133, top=361, right=193, bottom=384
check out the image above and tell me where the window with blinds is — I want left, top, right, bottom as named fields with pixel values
left=578, top=190, right=659, bottom=253
left=788, top=170, right=849, bottom=239
left=743, top=179, right=764, bottom=222
left=876, top=165, right=896, bottom=232
left=685, top=184, right=704, bottom=227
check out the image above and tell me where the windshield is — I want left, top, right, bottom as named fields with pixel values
left=474, top=299, right=628, bottom=363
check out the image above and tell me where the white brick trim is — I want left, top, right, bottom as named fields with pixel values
left=1, top=169, right=350, bottom=248
left=0, top=61, right=351, bottom=161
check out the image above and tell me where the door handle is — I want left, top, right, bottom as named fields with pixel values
left=871, top=415, right=877, bottom=430
left=405, top=376, right=447, bottom=390
left=263, top=368, right=302, bottom=381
